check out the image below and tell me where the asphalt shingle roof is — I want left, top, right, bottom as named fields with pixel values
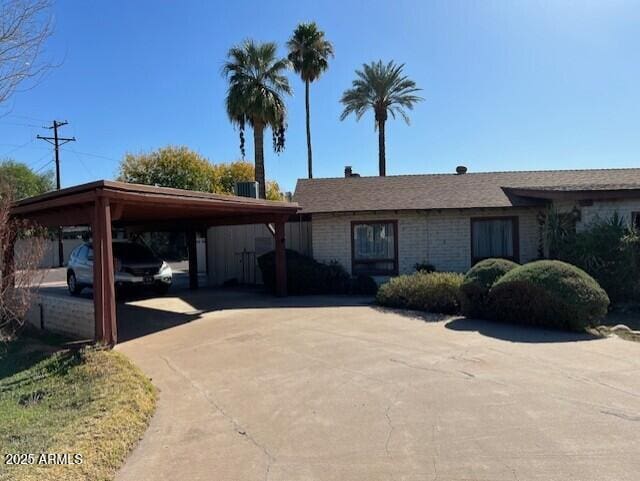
left=293, top=168, right=640, bottom=213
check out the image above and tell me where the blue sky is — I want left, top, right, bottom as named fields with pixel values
left=0, top=0, right=638, bottom=192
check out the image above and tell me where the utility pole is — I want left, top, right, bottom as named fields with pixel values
left=38, top=120, right=76, bottom=267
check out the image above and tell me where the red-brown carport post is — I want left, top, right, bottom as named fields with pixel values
left=92, top=196, right=117, bottom=345
left=274, top=219, right=287, bottom=297
left=187, top=229, right=198, bottom=290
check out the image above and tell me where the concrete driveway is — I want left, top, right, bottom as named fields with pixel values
left=115, top=290, right=640, bottom=481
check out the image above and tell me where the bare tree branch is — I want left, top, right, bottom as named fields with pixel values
left=0, top=183, right=47, bottom=339
left=0, top=0, right=54, bottom=106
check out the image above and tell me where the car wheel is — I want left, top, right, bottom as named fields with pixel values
left=67, top=271, right=82, bottom=295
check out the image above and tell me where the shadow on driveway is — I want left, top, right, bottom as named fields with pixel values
left=444, top=317, right=600, bottom=343
left=369, top=305, right=454, bottom=323
left=117, top=286, right=374, bottom=343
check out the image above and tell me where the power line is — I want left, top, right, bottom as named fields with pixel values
left=34, top=159, right=53, bottom=174
left=0, top=120, right=43, bottom=128
left=4, top=113, right=49, bottom=123
left=67, top=147, right=95, bottom=178
left=0, top=138, right=36, bottom=157
left=31, top=150, right=54, bottom=173
left=62, top=147, right=118, bottom=163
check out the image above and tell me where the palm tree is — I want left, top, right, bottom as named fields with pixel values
left=340, top=60, right=423, bottom=176
left=223, top=40, right=291, bottom=198
left=287, top=22, right=334, bottom=179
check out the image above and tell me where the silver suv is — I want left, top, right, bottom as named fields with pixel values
left=67, top=241, right=172, bottom=296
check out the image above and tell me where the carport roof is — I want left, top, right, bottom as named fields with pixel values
left=11, top=180, right=299, bottom=227
left=9, top=180, right=295, bottom=346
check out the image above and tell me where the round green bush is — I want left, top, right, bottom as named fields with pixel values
left=376, top=272, right=463, bottom=314
left=460, top=258, right=519, bottom=319
left=488, top=260, right=610, bottom=330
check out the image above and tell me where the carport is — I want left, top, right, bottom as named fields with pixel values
left=9, top=180, right=299, bottom=345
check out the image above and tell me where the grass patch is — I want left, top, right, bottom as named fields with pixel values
left=0, top=337, right=156, bottom=481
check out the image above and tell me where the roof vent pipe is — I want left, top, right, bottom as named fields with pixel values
left=456, top=165, right=468, bottom=175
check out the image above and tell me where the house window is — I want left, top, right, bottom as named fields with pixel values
left=632, top=212, right=640, bottom=230
left=471, top=216, right=519, bottom=263
left=351, top=221, right=398, bottom=275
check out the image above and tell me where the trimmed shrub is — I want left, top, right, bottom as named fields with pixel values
left=257, top=250, right=375, bottom=295
left=459, top=258, right=519, bottom=319
left=488, top=260, right=609, bottom=330
left=376, top=272, right=463, bottom=314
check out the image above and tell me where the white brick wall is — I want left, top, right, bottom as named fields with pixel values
left=25, top=294, right=94, bottom=340
left=555, top=199, right=640, bottom=231
left=312, top=208, right=542, bottom=275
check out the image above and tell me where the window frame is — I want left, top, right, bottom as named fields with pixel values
left=470, top=216, right=520, bottom=265
left=350, top=220, right=399, bottom=276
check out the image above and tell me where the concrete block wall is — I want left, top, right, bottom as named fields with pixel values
left=424, top=213, right=472, bottom=273
left=312, top=208, right=542, bottom=275
left=312, top=212, right=429, bottom=276
left=25, top=294, right=94, bottom=340
left=555, top=199, right=640, bottom=231
left=14, top=238, right=85, bottom=269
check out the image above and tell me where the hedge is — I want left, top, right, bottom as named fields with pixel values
left=488, top=260, right=609, bottom=330
left=459, top=258, right=519, bottom=319
left=376, top=272, right=463, bottom=314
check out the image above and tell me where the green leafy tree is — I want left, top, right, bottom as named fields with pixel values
left=287, top=22, right=334, bottom=179
left=340, top=60, right=423, bottom=176
left=117, top=146, right=213, bottom=192
left=210, top=160, right=284, bottom=200
left=265, top=180, right=284, bottom=201
left=0, top=159, right=54, bottom=199
left=222, top=39, right=292, bottom=199
left=210, top=160, right=254, bottom=194
left=117, top=150, right=285, bottom=201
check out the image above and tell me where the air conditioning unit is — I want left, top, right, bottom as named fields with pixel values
left=234, top=181, right=259, bottom=198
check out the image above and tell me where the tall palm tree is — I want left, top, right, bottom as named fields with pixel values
left=340, top=60, right=423, bottom=176
left=223, top=40, right=291, bottom=198
left=287, top=22, right=334, bottom=179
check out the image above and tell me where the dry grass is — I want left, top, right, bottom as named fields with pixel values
left=0, top=337, right=157, bottom=481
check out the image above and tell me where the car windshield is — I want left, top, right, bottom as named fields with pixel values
left=112, top=242, right=159, bottom=263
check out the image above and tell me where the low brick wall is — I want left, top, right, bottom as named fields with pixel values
left=25, top=293, right=94, bottom=340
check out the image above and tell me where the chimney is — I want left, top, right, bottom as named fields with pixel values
left=455, top=165, right=468, bottom=175
left=344, top=166, right=360, bottom=178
